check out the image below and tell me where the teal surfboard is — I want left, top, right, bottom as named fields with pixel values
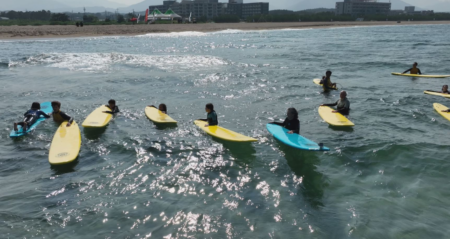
left=10, top=102, right=52, bottom=138
left=266, top=124, right=330, bottom=151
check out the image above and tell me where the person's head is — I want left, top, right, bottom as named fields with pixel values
left=108, top=99, right=116, bottom=109
left=159, top=103, right=167, bottom=113
left=413, top=62, right=418, bottom=68
left=443, top=85, right=449, bottom=92
left=31, top=102, right=40, bottom=110
left=340, top=90, right=347, bottom=99
left=326, top=70, right=332, bottom=77
left=287, top=108, right=298, bottom=120
left=205, top=103, right=214, bottom=113
left=51, top=101, right=61, bottom=112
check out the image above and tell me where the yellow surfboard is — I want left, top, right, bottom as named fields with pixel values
left=318, top=106, right=354, bottom=127
left=392, top=73, right=450, bottom=78
left=82, top=105, right=113, bottom=128
left=49, top=121, right=81, bottom=165
left=313, top=79, right=338, bottom=90
left=424, top=91, right=450, bottom=99
left=434, top=103, right=450, bottom=122
left=194, top=120, right=257, bottom=142
left=145, top=107, right=177, bottom=123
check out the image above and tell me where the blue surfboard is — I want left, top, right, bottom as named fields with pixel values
left=10, top=102, right=53, bottom=138
left=266, top=124, right=330, bottom=151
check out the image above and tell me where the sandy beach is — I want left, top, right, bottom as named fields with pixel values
left=0, top=21, right=449, bottom=39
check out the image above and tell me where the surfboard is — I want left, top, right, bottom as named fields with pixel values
left=318, top=106, right=355, bottom=127
left=424, top=91, right=450, bottom=99
left=10, top=102, right=53, bottom=138
left=82, top=105, right=113, bottom=128
left=392, top=73, right=450, bottom=78
left=434, top=103, right=450, bottom=122
left=49, top=121, right=81, bottom=165
left=145, top=107, right=177, bottom=124
left=266, top=124, right=329, bottom=151
left=194, top=120, right=257, bottom=142
left=313, top=79, right=338, bottom=90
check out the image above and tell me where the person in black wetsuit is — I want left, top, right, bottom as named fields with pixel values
left=269, top=108, right=300, bottom=134
left=403, top=62, right=422, bottom=75
left=321, top=90, right=350, bottom=115
left=148, top=103, right=167, bottom=114
left=428, top=85, right=450, bottom=94
left=103, top=99, right=120, bottom=114
left=50, top=101, right=74, bottom=127
left=199, top=103, right=218, bottom=127
left=13, top=102, right=50, bottom=132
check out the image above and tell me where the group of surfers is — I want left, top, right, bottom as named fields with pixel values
left=15, top=62, right=439, bottom=136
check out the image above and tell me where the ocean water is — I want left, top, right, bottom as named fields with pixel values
left=1, top=24, right=450, bottom=238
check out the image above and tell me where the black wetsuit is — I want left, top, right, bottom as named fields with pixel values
left=403, top=68, right=422, bottom=74
left=21, top=109, right=50, bottom=126
left=271, top=118, right=300, bottom=134
left=323, top=98, right=351, bottom=115
left=52, top=110, right=74, bottom=124
left=200, top=110, right=218, bottom=126
left=104, top=105, right=120, bottom=114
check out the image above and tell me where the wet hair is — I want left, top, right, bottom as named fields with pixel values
left=443, top=85, right=448, bottom=90
left=326, top=70, right=332, bottom=75
left=51, top=101, right=61, bottom=107
left=31, top=102, right=40, bottom=110
left=108, top=99, right=116, bottom=105
left=287, top=108, right=298, bottom=120
left=414, top=62, right=418, bottom=66
left=159, top=103, right=167, bottom=113
left=206, top=103, right=214, bottom=111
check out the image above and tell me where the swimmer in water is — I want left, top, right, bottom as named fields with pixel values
left=403, top=62, right=422, bottom=75
left=269, top=108, right=300, bottom=134
left=321, top=90, right=351, bottom=115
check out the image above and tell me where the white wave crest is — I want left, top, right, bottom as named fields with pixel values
left=10, top=53, right=228, bottom=72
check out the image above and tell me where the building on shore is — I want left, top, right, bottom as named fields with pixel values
left=0, top=17, right=10, bottom=21
left=149, top=0, right=269, bottom=20
left=335, top=0, right=391, bottom=16
left=389, top=6, right=434, bottom=16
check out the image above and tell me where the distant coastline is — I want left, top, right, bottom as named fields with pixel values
left=1, top=21, right=450, bottom=40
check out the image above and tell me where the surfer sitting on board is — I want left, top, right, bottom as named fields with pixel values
left=49, top=101, right=74, bottom=127
left=148, top=104, right=167, bottom=114
left=13, top=102, right=50, bottom=132
left=321, top=91, right=350, bottom=115
left=103, top=99, right=120, bottom=114
left=269, top=108, right=300, bottom=134
left=199, top=103, right=218, bottom=127
left=320, top=70, right=337, bottom=92
left=403, top=62, right=422, bottom=75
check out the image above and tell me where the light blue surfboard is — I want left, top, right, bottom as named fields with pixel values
left=266, top=124, right=330, bottom=151
left=10, top=102, right=52, bottom=138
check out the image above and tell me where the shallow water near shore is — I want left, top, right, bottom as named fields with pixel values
left=1, top=24, right=450, bottom=238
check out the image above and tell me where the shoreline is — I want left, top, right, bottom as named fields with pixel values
left=1, top=21, right=449, bottom=40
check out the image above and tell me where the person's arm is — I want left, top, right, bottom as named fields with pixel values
left=334, top=100, right=350, bottom=114
left=418, top=68, right=422, bottom=75
left=402, top=68, right=412, bottom=74
left=104, top=106, right=120, bottom=114
left=270, top=122, right=284, bottom=126
left=39, top=111, right=51, bottom=118
left=60, top=112, right=74, bottom=125
left=321, top=102, right=338, bottom=107
left=148, top=105, right=156, bottom=108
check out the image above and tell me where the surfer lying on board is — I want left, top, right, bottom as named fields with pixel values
left=148, top=104, right=167, bottom=114
left=103, top=99, right=120, bottom=114
left=428, top=85, right=450, bottom=94
left=403, top=62, right=422, bottom=75
left=320, top=70, right=337, bottom=92
left=50, top=101, right=73, bottom=127
left=13, top=102, right=50, bottom=132
left=199, top=103, right=218, bottom=127
left=321, top=91, right=350, bottom=115
left=269, top=108, right=300, bottom=134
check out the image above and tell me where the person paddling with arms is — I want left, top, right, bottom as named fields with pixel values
left=49, top=101, right=74, bottom=127
left=428, top=85, right=450, bottom=94
left=403, top=62, right=422, bottom=75
left=269, top=108, right=300, bottom=134
left=321, top=90, right=350, bottom=115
